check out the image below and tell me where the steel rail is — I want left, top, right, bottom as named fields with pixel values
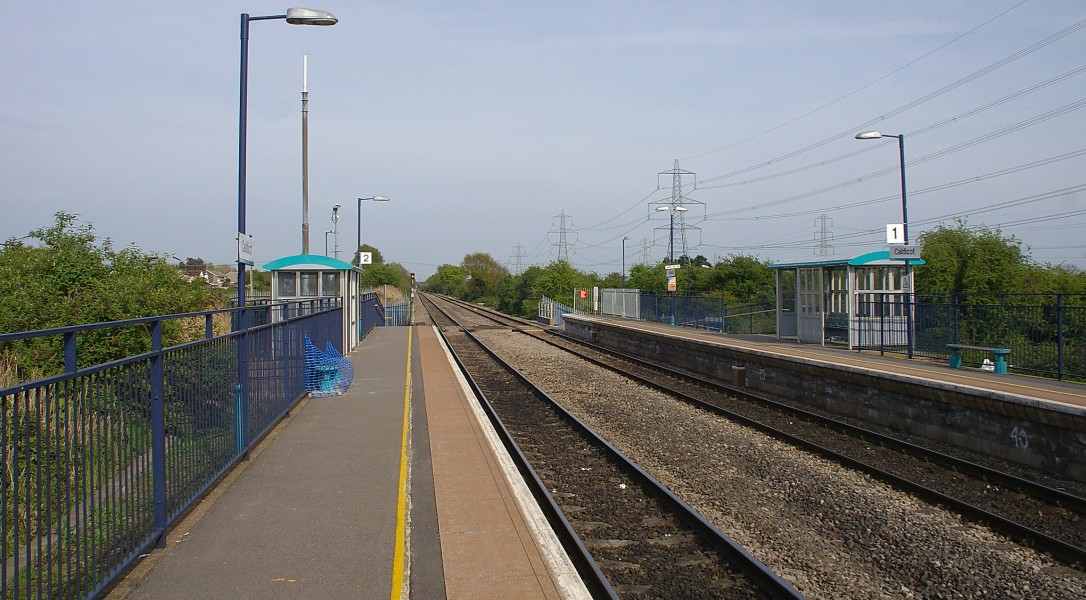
left=534, top=327, right=1086, bottom=567
left=418, top=294, right=618, bottom=599
left=420, top=293, right=807, bottom=599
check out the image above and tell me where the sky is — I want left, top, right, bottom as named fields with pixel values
left=2, top=1, right=1084, bottom=281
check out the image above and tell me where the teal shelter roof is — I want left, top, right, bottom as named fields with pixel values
left=769, top=250, right=924, bottom=269
left=264, top=254, right=358, bottom=271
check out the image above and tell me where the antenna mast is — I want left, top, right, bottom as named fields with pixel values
left=301, top=55, right=310, bottom=254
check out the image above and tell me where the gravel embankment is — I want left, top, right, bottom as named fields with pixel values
left=476, top=328, right=1086, bottom=599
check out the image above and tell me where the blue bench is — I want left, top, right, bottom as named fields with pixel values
left=946, top=343, right=1011, bottom=374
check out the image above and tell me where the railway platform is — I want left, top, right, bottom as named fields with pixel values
left=107, top=326, right=587, bottom=600
left=563, top=313, right=1086, bottom=482
left=568, top=314, right=1086, bottom=410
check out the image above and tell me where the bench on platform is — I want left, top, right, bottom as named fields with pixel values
left=946, top=343, right=1011, bottom=374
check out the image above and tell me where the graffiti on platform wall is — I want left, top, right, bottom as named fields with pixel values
left=1010, top=425, right=1030, bottom=450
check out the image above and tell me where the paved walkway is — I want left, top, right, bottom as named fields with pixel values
left=108, top=326, right=584, bottom=600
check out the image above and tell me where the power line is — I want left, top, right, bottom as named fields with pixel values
left=695, top=15, right=1086, bottom=185
left=708, top=101, right=1086, bottom=219
left=697, top=64, right=1086, bottom=192
left=681, top=0, right=1032, bottom=162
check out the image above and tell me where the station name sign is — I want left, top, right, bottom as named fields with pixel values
left=889, top=245, right=920, bottom=261
left=237, top=232, right=254, bottom=266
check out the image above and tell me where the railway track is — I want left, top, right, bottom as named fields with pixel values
left=426, top=294, right=1086, bottom=563
left=419, top=293, right=803, bottom=599
left=418, top=293, right=1086, bottom=598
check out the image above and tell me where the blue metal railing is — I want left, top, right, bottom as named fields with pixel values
left=857, top=293, right=1086, bottom=381
left=1, top=299, right=341, bottom=599
left=360, top=292, right=383, bottom=338
left=638, top=292, right=778, bottom=335
left=383, top=302, right=413, bottom=327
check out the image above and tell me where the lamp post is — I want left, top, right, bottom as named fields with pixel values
left=356, top=196, right=390, bottom=265
left=622, top=236, right=629, bottom=288
left=655, top=205, right=688, bottom=262
left=235, top=7, right=337, bottom=464
left=325, top=230, right=334, bottom=256
left=655, top=205, right=687, bottom=326
left=855, top=130, right=913, bottom=358
left=237, top=7, right=338, bottom=315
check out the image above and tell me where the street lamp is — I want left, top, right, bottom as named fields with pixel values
left=325, top=230, right=335, bottom=256
left=855, top=130, right=913, bottom=358
left=237, top=7, right=338, bottom=314
left=356, top=196, right=390, bottom=265
left=655, top=205, right=688, bottom=262
left=234, top=7, right=337, bottom=463
left=622, top=236, right=630, bottom=288
left=656, top=205, right=688, bottom=327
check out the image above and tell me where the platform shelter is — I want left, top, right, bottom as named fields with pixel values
left=770, top=250, right=924, bottom=349
left=264, top=254, right=361, bottom=352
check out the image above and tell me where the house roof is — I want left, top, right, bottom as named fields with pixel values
left=769, top=250, right=925, bottom=269
left=263, top=254, right=359, bottom=271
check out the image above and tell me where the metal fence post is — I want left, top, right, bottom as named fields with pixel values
left=879, top=293, right=886, bottom=355
left=1057, top=293, right=1064, bottom=381
left=64, top=330, right=77, bottom=373
left=150, top=319, right=167, bottom=547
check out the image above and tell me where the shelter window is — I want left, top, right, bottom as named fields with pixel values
left=321, top=272, right=341, bottom=297
left=299, top=271, right=320, bottom=297
left=277, top=272, right=297, bottom=297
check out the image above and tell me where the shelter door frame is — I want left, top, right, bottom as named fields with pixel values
left=797, top=267, right=824, bottom=344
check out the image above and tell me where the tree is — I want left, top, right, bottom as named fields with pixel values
left=360, top=262, right=404, bottom=289
left=627, top=263, right=666, bottom=292
left=0, top=212, right=215, bottom=377
left=353, top=244, right=385, bottom=266
left=424, top=264, right=468, bottom=298
left=707, top=255, right=775, bottom=304
left=531, top=260, right=590, bottom=307
left=246, top=269, right=271, bottom=293
left=497, top=265, right=544, bottom=317
left=917, top=221, right=1030, bottom=298
left=461, top=252, right=509, bottom=304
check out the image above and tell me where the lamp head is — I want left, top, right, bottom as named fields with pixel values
left=855, top=131, right=883, bottom=140
left=286, top=7, right=338, bottom=26
left=674, top=206, right=689, bottom=212
left=656, top=206, right=670, bottom=212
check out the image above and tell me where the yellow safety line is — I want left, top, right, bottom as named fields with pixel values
left=390, top=329, right=412, bottom=600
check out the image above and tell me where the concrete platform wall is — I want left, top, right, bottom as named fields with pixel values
left=564, top=317, right=1086, bottom=483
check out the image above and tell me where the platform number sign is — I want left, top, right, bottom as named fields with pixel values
left=359, top=252, right=373, bottom=265
left=886, top=224, right=905, bottom=244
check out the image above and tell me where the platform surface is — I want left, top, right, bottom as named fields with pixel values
left=108, top=326, right=579, bottom=600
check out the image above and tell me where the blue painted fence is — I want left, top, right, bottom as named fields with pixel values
left=360, top=291, right=384, bottom=338
left=1, top=299, right=342, bottom=599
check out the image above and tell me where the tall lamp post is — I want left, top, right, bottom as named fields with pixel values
left=235, top=7, right=337, bottom=463
left=855, top=130, right=913, bottom=358
left=622, top=236, right=630, bottom=288
left=656, top=205, right=688, bottom=326
left=655, top=205, right=688, bottom=262
left=356, top=196, right=390, bottom=264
